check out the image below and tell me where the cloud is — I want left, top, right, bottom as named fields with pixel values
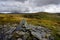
left=24, top=4, right=60, bottom=13
left=43, top=4, right=60, bottom=13
left=0, top=0, right=60, bottom=13
left=29, top=0, right=60, bottom=6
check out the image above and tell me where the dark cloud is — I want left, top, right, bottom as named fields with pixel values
left=0, top=0, right=60, bottom=13
left=0, top=0, right=26, bottom=2
left=32, top=0, right=60, bottom=6
left=15, top=0, right=26, bottom=2
left=0, top=0, right=60, bottom=5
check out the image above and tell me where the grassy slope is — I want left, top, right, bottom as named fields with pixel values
left=23, top=12, right=60, bottom=40
left=0, top=12, right=60, bottom=40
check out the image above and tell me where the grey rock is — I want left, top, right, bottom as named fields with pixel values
left=17, top=38, right=22, bottom=40
left=0, top=20, right=54, bottom=40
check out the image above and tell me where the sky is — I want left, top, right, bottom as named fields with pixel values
left=0, top=0, right=60, bottom=13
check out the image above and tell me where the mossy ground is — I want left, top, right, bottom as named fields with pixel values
left=0, top=12, right=60, bottom=40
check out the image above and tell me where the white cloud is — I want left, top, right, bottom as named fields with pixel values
left=0, top=0, right=60, bottom=13
left=41, top=4, right=60, bottom=13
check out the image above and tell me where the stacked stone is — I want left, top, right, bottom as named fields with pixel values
left=0, top=20, right=54, bottom=40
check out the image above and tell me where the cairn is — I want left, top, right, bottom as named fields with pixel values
left=0, top=19, right=54, bottom=40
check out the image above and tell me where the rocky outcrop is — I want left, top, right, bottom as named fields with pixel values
left=0, top=20, right=54, bottom=40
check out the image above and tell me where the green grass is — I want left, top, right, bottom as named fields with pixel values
left=0, top=12, right=60, bottom=40
left=23, top=12, right=60, bottom=40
